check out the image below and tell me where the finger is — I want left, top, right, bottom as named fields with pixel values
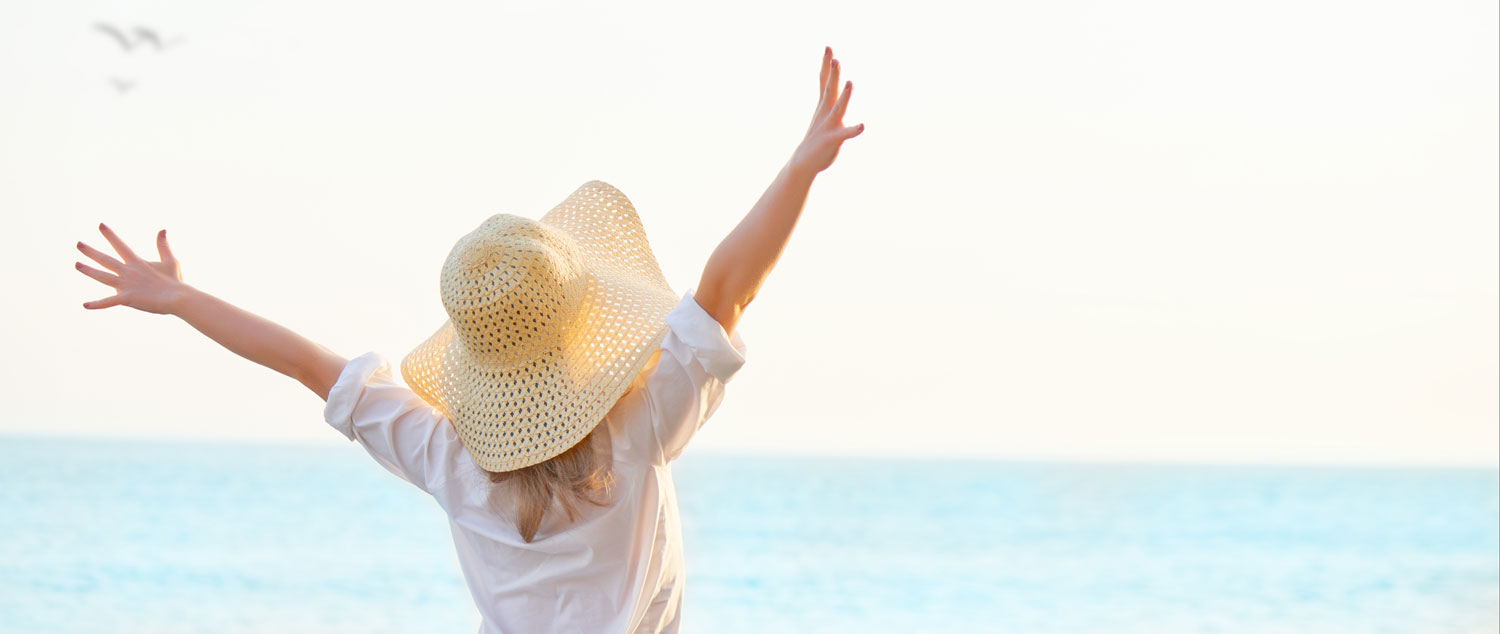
left=820, top=58, right=840, bottom=117
left=77, top=240, right=126, bottom=273
left=75, top=261, right=121, bottom=287
left=818, top=46, right=831, bottom=99
left=833, top=80, right=853, bottom=122
left=98, top=223, right=142, bottom=263
left=156, top=229, right=176, bottom=264
left=83, top=293, right=127, bottom=310
left=840, top=123, right=866, bottom=139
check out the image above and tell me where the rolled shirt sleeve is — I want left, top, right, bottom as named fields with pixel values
left=323, top=351, right=467, bottom=499
left=643, top=289, right=748, bottom=464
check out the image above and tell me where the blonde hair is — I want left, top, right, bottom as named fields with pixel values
left=485, top=424, right=616, bottom=543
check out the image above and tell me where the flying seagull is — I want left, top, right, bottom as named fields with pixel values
left=107, top=76, right=136, bottom=93
left=93, top=22, right=185, bottom=52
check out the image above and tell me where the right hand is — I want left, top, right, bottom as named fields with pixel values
left=75, top=223, right=188, bottom=315
left=789, top=46, right=865, bottom=175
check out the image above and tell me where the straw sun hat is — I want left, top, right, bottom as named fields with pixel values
left=400, top=180, right=680, bottom=473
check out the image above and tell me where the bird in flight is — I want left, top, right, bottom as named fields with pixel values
left=107, top=76, right=136, bottom=93
left=93, top=22, right=185, bottom=52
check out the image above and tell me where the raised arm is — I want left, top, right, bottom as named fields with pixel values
left=692, top=46, right=864, bottom=337
left=74, top=224, right=348, bottom=401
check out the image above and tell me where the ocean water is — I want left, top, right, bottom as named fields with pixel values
left=0, top=436, right=1495, bottom=634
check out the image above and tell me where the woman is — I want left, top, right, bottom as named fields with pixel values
left=73, top=46, right=862, bottom=633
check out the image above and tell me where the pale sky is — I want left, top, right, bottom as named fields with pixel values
left=2, top=0, right=1495, bottom=467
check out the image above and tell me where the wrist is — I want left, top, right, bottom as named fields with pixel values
left=166, top=282, right=201, bottom=317
left=782, top=159, right=818, bottom=187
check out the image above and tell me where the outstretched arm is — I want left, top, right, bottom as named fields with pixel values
left=74, top=224, right=348, bottom=401
left=693, top=46, right=864, bottom=337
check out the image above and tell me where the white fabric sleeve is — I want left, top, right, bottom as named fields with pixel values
left=642, top=289, right=748, bottom=464
left=323, top=351, right=467, bottom=498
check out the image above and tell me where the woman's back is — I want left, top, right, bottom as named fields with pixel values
left=322, top=289, right=748, bottom=634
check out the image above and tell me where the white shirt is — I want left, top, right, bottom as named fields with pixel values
left=322, top=289, right=748, bottom=634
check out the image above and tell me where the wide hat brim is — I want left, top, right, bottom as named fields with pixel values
left=400, top=180, right=680, bottom=473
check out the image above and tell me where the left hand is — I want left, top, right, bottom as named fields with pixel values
left=75, top=223, right=187, bottom=315
left=789, top=46, right=865, bottom=175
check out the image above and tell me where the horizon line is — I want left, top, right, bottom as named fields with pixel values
left=4, top=430, right=1496, bottom=472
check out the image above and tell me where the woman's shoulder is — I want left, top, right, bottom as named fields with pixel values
left=601, top=382, right=667, bottom=467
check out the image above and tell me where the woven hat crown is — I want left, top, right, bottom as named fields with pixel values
left=441, top=214, right=589, bottom=365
